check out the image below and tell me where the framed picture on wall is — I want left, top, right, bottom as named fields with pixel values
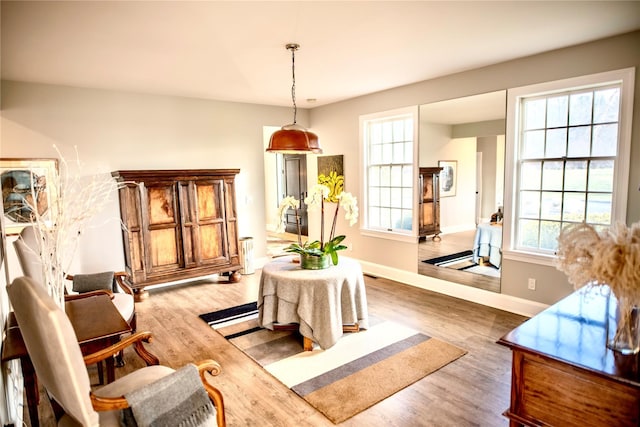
left=1, top=158, right=58, bottom=235
left=438, top=160, right=457, bottom=197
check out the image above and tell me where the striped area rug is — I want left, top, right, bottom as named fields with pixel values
left=201, top=304, right=467, bottom=424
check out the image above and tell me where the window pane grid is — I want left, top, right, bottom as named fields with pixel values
left=516, top=84, right=620, bottom=252
left=365, top=114, right=414, bottom=232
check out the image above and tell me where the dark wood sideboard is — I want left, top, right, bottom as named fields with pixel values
left=112, top=169, right=242, bottom=300
left=498, top=286, right=639, bottom=426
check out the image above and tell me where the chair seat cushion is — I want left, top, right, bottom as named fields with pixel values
left=111, top=293, right=135, bottom=324
left=93, top=365, right=176, bottom=427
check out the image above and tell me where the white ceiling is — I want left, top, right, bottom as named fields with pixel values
left=2, top=1, right=639, bottom=109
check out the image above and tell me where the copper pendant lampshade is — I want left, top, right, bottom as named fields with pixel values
left=266, top=43, right=322, bottom=154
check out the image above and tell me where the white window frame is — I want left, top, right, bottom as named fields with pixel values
left=359, top=106, right=419, bottom=243
left=503, top=68, right=635, bottom=266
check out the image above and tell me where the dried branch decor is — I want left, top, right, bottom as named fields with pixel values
left=19, top=146, right=119, bottom=308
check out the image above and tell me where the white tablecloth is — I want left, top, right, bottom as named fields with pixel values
left=472, top=223, right=503, bottom=268
left=258, top=255, right=369, bottom=349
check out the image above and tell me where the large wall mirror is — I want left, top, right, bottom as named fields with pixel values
left=417, top=90, right=506, bottom=292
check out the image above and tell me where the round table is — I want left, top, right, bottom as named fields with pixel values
left=258, top=255, right=369, bottom=350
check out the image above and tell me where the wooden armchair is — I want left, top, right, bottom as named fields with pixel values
left=65, top=271, right=137, bottom=332
left=13, top=225, right=137, bottom=331
left=7, top=276, right=226, bottom=427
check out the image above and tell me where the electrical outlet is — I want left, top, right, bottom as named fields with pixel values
left=528, top=278, right=536, bottom=290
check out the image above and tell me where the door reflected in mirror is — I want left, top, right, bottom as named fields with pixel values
left=418, top=91, right=506, bottom=293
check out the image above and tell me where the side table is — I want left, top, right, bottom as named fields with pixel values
left=66, top=294, right=131, bottom=383
left=258, top=255, right=369, bottom=350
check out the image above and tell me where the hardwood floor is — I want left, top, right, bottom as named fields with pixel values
left=418, top=230, right=501, bottom=293
left=28, top=270, right=526, bottom=426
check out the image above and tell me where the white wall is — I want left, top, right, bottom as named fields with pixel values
left=310, top=30, right=640, bottom=306
left=419, top=123, right=477, bottom=233
left=477, top=135, right=498, bottom=220
left=438, top=137, right=477, bottom=233
left=263, top=126, right=281, bottom=232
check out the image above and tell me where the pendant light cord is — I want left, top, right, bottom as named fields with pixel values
left=290, top=45, right=298, bottom=125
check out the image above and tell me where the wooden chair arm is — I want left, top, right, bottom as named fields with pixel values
left=196, top=359, right=222, bottom=377
left=114, top=271, right=135, bottom=296
left=90, top=359, right=226, bottom=426
left=196, top=360, right=226, bottom=426
left=90, top=393, right=129, bottom=412
left=83, top=331, right=159, bottom=366
left=64, top=290, right=114, bottom=301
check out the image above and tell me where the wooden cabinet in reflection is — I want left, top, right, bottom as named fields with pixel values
left=419, top=167, right=442, bottom=241
left=112, top=169, right=241, bottom=300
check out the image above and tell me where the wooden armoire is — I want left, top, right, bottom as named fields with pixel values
left=418, top=167, right=443, bottom=241
left=112, top=169, right=242, bottom=300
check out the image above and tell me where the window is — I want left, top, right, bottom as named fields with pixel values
left=504, top=68, right=634, bottom=264
left=360, top=107, right=418, bottom=240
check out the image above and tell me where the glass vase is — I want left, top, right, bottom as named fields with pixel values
left=605, top=292, right=640, bottom=355
left=300, top=253, right=331, bottom=270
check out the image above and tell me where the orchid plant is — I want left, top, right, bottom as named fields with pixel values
left=276, top=183, right=358, bottom=265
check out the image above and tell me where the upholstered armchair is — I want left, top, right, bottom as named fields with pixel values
left=7, top=276, right=226, bottom=427
left=13, top=225, right=137, bottom=331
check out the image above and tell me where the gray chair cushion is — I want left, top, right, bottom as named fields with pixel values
left=72, top=271, right=115, bottom=293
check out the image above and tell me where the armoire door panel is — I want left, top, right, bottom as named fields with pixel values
left=117, top=185, right=145, bottom=280
left=422, top=203, right=435, bottom=226
left=148, top=185, right=177, bottom=225
left=422, top=176, right=434, bottom=200
left=177, top=182, right=194, bottom=224
left=149, top=228, right=179, bottom=267
left=182, top=225, right=196, bottom=266
left=196, top=182, right=222, bottom=220
left=130, top=231, right=144, bottom=271
left=226, top=219, right=238, bottom=259
left=223, top=179, right=239, bottom=258
left=199, top=223, right=225, bottom=261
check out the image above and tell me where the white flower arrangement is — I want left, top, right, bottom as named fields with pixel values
left=276, top=183, right=358, bottom=265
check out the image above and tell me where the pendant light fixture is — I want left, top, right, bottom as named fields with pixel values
left=266, top=43, right=322, bottom=154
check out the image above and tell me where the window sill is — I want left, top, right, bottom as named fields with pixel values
left=502, top=249, right=556, bottom=267
left=360, top=228, right=417, bottom=243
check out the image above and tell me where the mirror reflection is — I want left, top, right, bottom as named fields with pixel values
left=417, top=91, right=506, bottom=292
